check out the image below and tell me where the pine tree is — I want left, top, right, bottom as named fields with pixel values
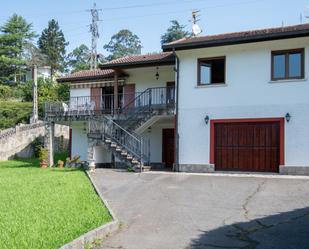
left=38, top=19, right=68, bottom=79
left=161, top=20, right=190, bottom=45
left=0, top=14, right=36, bottom=83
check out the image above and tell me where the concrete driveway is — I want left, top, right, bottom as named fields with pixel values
left=90, top=169, right=309, bottom=249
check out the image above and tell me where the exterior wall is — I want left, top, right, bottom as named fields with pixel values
left=177, top=37, right=309, bottom=168
left=125, top=66, right=175, bottom=93
left=142, top=120, right=174, bottom=163
left=70, top=88, right=91, bottom=98
left=71, top=123, right=88, bottom=161
left=94, top=146, right=112, bottom=164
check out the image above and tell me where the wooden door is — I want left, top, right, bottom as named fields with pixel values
left=123, top=84, right=135, bottom=109
left=162, top=128, right=175, bottom=167
left=91, top=88, right=101, bottom=112
left=214, top=122, right=280, bottom=172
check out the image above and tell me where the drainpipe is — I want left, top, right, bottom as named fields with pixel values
left=173, top=48, right=180, bottom=172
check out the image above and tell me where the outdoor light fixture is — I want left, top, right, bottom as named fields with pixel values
left=285, top=113, right=291, bottom=123
left=204, top=115, right=210, bottom=125
left=155, top=67, right=160, bottom=80
left=148, top=126, right=152, bottom=133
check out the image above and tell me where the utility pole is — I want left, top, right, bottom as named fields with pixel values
left=87, top=3, right=102, bottom=70
left=30, top=65, right=38, bottom=124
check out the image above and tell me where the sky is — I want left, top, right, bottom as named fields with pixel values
left=1, top=0, right=308, bottom=56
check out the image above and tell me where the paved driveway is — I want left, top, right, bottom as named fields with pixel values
left=90, top=169, right=309, bottom=249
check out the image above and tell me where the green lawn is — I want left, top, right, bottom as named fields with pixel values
left=0, top=156, right=112, bottom=249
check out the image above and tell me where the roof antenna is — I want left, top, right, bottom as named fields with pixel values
left=191, top=10, right=202, bottom=36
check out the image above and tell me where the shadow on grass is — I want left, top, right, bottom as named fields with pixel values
left=187, top=207, right=309, bottom=249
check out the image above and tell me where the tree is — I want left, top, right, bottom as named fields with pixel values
left=161, top=20, right=190, bottom=45
left=104, top=29, right=141, bottom=60
left=38, top=19, right=68, bottom=79
left=66, top=44, right=91, bottom=72
left=0, top=14, right=36, bottom=83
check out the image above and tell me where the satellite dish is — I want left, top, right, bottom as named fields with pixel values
left=192, top=24, right=202, bottom=36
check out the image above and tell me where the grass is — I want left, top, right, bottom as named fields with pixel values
left=0, top=155, right=112, bottom=249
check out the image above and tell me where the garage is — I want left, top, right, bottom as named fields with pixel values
left=211, top=119, right=284, bottom=172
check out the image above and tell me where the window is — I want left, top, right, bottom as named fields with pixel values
left=271, top=49, right=304, bottom=81
left=198, top=57, right=225, bottom=85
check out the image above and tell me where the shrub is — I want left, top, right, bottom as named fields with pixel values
left=38, top=147, right=48, bottom=162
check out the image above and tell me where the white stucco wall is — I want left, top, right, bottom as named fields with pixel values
left=94, top=146, right=112, bottom=163
left=142, top=121, right=174, bottom=163
left=70, top=88, right=91, bottom=98
left=177, top=37, right=309, bottom=167
left=71, top=124, right=88, bottom=161
left=126, top=66, right=175, bottom=93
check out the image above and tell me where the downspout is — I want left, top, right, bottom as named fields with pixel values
left=173, top=48, right=180, bottom=172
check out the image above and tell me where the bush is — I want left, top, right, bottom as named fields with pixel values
left=0, top=101, right=32, bottom=129
left=0, top=85, right=13, bottom=99
left=38, top=147, right=48, bottom=162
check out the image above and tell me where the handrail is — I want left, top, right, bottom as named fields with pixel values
left=89, top=116, right=150, bottom=165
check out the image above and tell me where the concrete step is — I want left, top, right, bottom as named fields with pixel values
left=111, top=143, right=117, bottom=148
left=105, top=139, right=112, bottom=143
left=116, top=146, right=122, bottom=151
left=127, top=155, right=133, bottom=160
left=121, top=151, right=128, bottom=156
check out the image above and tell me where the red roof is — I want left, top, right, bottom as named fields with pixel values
left=163, top=24, right=309, bottom=51
left=57, top=69, right=115, bottom=83
left=100, top=52, right=175, bottom=69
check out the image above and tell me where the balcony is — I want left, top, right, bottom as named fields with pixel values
left=44, top=87, right=175, bottom=121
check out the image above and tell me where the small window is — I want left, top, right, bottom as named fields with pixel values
left=198, top=57, right=225, bottom=85
left=271, top=49, right=304, bottom=81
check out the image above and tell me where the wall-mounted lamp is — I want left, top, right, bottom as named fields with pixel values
left=155, top=67, right=160, bottom=80
left=83, top=122, right=87, bottom=133
left=204, top=115, right=210, bottom=125
left=285, top=113, right=291, bottom=123
left=148, top=126, right=152, bottom=133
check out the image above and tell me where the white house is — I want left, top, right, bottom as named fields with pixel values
left=46, top=23, right=309, bottom=175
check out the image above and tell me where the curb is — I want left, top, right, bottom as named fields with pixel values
left=59, top=171, right=119, bottom=249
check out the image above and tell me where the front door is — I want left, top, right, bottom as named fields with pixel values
left=162, top=128, right=175, bottom=168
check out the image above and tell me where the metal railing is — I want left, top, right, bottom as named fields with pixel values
left=119, top=86, right=175, bottom=129
left=89, top=116, right=150, bottom=166
left=44, top=93, right=142, bottom=117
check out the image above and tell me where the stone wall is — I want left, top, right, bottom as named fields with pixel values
left=0, top=122, right=69, bottom=161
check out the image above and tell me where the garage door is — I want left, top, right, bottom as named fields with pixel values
left=214, top=121, right=280, bottom=172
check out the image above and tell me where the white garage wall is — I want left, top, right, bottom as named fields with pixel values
left=177, top=37, right=309, bottom=167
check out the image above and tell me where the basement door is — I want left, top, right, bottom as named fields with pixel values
left=162, top=128, right=175, bottom=168
left=214, top=121, right=281, bottom=172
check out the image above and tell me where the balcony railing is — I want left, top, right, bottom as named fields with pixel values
left=44, top=87, right=175, bottom=118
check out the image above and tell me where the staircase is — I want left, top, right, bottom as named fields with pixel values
left=88, top=116, right=150, bottom=172
left=117, top=87, right=175, bottom=133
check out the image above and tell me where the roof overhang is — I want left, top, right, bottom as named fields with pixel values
left=99, top=57, right=175, bottom=70
left=163, top=29, right=309, bottom=52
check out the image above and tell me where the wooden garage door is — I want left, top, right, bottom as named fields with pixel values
left=214, top=122, right=280, bottom=172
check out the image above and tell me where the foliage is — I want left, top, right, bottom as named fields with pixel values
left=161, top=20, right=190, bottom=45
left=0, top=101, right=32, bottom=129
left=17, top=78, right=69, bottom=117
left=0, top=158, right=111, bottom=249
left=32, top=138, right=44, bottom=158
left=38, top=19, right=68, bottom=78
left=66, top=44, right=91, bottom=72
left=38, top=147, right=48, bottom=162
left=0, top=85, right=14, bottom=99
left=104, top=29, right=142, bottom=60
left=0, top=14, right=36, bottom=83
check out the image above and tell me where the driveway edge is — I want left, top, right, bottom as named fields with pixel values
left=59, top=171, right=119, bottom=249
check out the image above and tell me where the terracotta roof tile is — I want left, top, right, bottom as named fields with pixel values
left=100, top=52, right=175, bottom=68
left=163, top=24, right=309, bottom=50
